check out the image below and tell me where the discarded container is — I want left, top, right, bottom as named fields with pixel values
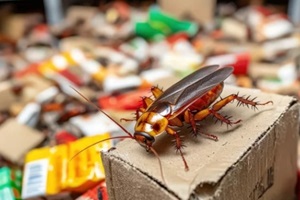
left=205, top=52, right=251, bottom=75
left=76, top=181, right=108, bottom=200
left=69, top=113, right=120, bottom=137
left=0, top=167, right=22, bottom=200
left=55, top=130, right=78, bottom=144
left=0, top=119, right=45, bottom=165
left=22, top=134, right=112, bottom=199
left=98, top=88, right=151, bottom=111
left=16, top=102, right=41, bottom=127
left=135, top=8, right=198, bottom=40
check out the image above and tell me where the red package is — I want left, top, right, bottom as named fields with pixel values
left=76, top=181, right=108, bottom=200
left=98, top=88, right=151, bottom=111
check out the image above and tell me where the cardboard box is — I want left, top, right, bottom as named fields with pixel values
left=0, top=81, right=18, bottom=111
left=0, top=119, right=45, bottom=165
left=158, top=0, right=216, bottom=26
left=102, top=85, right=299, bottom=200
left=221, top=18, right=248, bottom=42
left=1, top=14, right=42, bottom=40
left=18, top=74, right=54, bottom=103
left=66, top=6, right=98, bottom=26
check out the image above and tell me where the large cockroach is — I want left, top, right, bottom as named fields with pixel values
left=71, top=65, right=272, bottom=182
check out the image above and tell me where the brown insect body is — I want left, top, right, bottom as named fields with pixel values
left=130, top=65, right=272, bottom=171
left=133, top=83, right=224, bottom=145
left=72, top=65, right=273, bottom=180
left=188, top=83, right=224, bottom=111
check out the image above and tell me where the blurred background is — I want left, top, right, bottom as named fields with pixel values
left=0, top=0, right=300, bottom=199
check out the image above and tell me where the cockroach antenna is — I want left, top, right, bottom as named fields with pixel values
left=68, top=85, right=134, bottom=162
left=69, top=86, right=167, bottom=185
left=69, top=135, right=132, bottom=161
left=70, top=86, right=134, bottom=139
left=149, top=146, right=166, bottom=184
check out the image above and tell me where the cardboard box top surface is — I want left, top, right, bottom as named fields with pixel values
left=105, top=85, right=296, bottom=200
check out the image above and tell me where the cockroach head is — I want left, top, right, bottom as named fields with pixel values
left=134, top=132, right=155, bottom=151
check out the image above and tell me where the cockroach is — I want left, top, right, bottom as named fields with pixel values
left=71, top=65, right=272, bottom=182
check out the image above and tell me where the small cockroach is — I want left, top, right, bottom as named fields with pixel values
left=71, top=65, right=272, bottom=182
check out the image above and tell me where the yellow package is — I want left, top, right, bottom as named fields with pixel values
left=22, top=133, right=112, bottom=199
left=65, top=134, right=112, bottom=192
left=91, top=68, right=107, bottom=83
left=62, top=49, right=86, bottom=66
left=38, top=61, right=59, bottom=77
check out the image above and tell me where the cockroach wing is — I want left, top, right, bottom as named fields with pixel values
left=154, top=65, right=220, bottom=101
left=148, top=65, right=233, bottom=118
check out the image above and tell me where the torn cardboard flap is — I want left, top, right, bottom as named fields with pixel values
left=102, top=85, right=298, bottom=200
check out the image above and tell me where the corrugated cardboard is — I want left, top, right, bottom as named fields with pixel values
left=102, top=85, right=299, bottom=200
left=0, top=119, right=45, bottom=165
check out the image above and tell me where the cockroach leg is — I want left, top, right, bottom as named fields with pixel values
left=142, top=96, right=153, bottom=108
left=194, top=92, right=274, bottom=127
left=151, top=86, right=164, bottom=99
left=184, top=109, right=197, bottom=133
left=198, top=131, right=218, bottom=141
left=120, top=118, right=135, bottom=122
left=235, top=94, right=273, bottom=110
left=166, top=127, right=189, bottom=171
left=212, top=93, right=273, bottom=111
left=169, top=117, right=183, bottom=127
left=120, top=107, right=145, bottom=122
left=193, top=124, right=219, bottom=141
left=184, top=109, right=219, bottom=141
left=194, top=108, right=241, bottom=127
left=178, top=147, right=189, bottom=171
left=211, top=111, right=242, bottom=127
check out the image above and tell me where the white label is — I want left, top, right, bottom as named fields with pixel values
left=52, top=55, right=68, bottom=70
left=80, top=59, right=101, bottom=74
left=262, top=36, right=300, bottom=58
left=205, top=54, right=236, bottom=66
left=50, top=74, right=78, bottom=97
left=263, top=19, right=293, bottom=39
left=70, top=48, right=86, bottom=64
left=160, top=51, right=203, bottom=73
left=70, top=113, right=120, bottom=136
left=35, top=86, right=59, bottom=104
left=16, top=102, right=41, bottom=127
left=277, top=63, right=297, bottom=85
left=103, top=75, right=142, bottom=92
left=140, top=68, right=173, bottom=83
left=119, top=59, right=138, bottom=75
left=22, top=159, right=49, bottom=199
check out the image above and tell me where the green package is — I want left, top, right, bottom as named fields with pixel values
left=0, top=167, right=22, bottom=200
left=135, top=7, right=198, bottom=40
